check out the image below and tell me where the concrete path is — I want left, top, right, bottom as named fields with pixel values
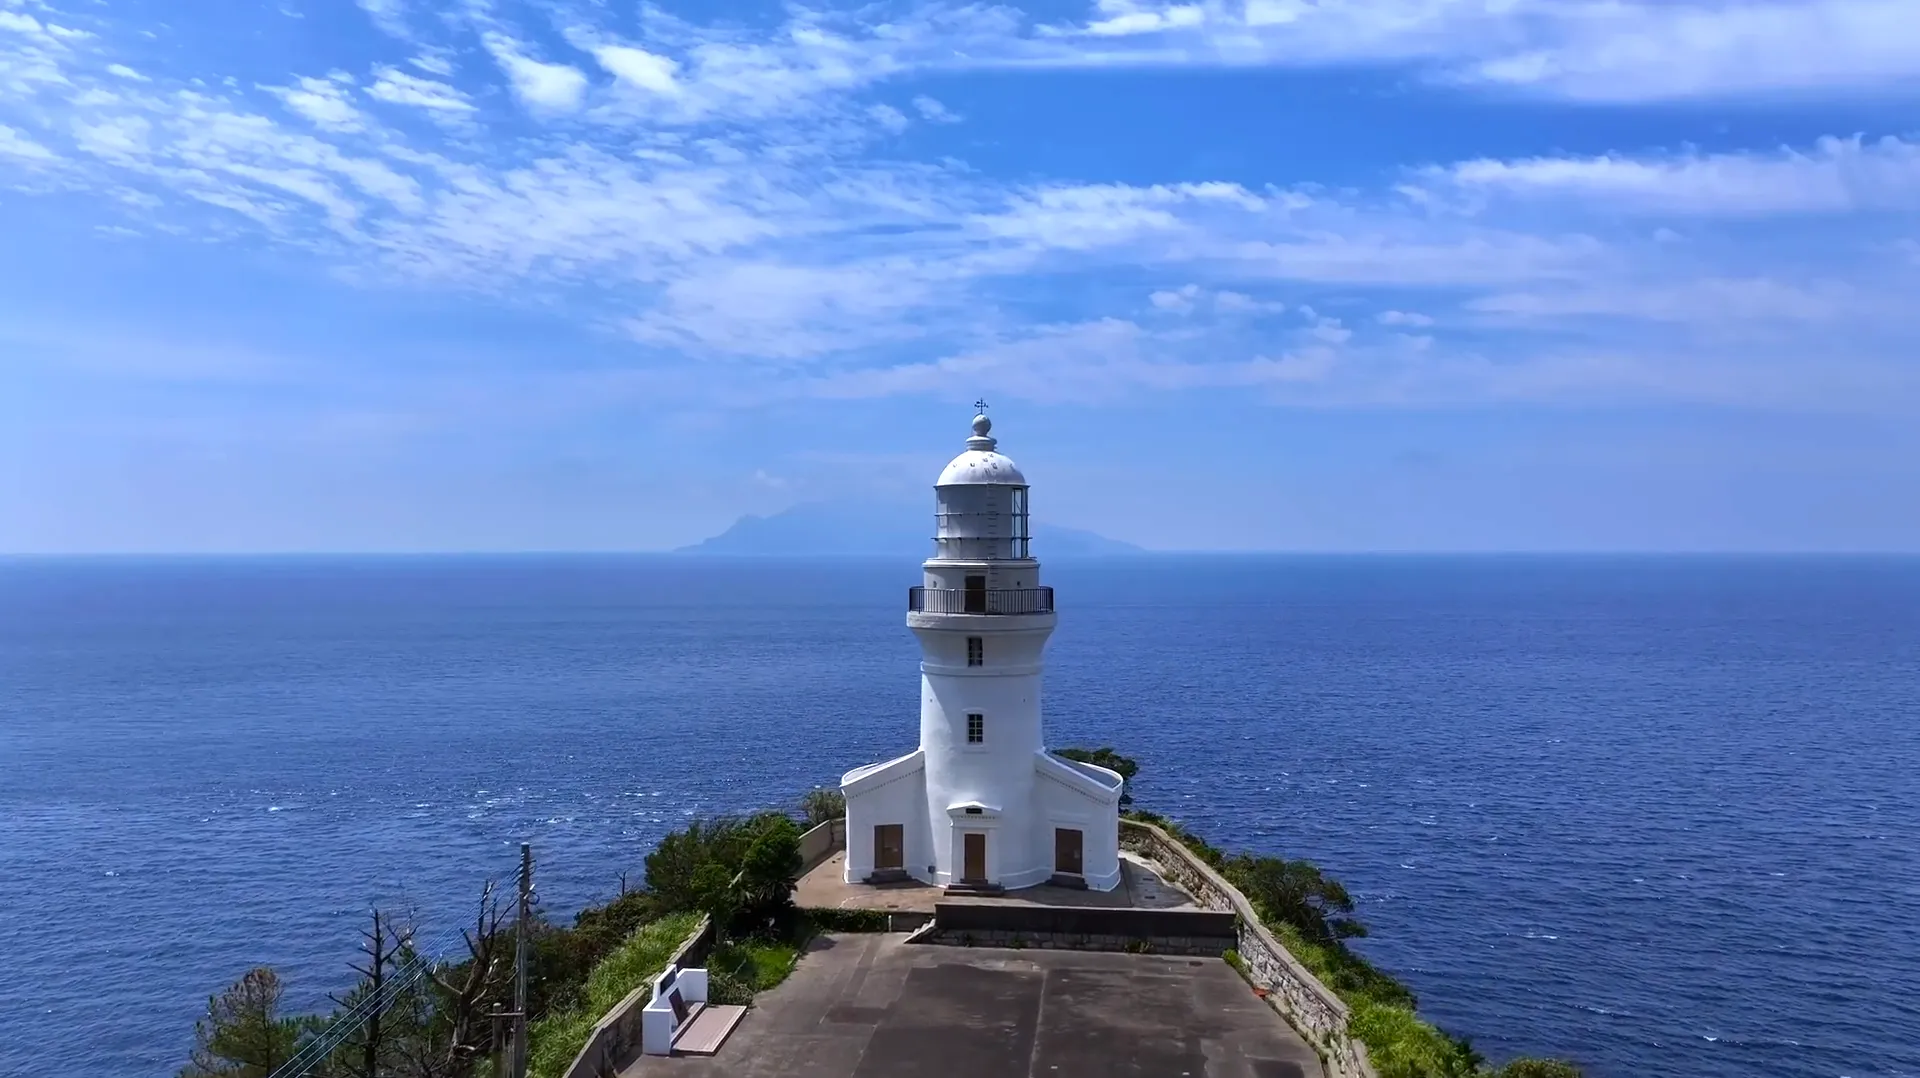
left=621, top=932, right=1322, bottom=1078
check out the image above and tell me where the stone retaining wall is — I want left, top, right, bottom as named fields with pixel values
left=1120, top=820, right=1376, bottom=1078
left=919, top=900, right=1236, bottom=956
left=920, top=926, right=1230, bottom=955
left=560, top=916, right=715, bottom=1078
left=798, top=817, right=847, bottom=874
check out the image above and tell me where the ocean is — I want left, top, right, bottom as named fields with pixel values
left=2, top=555, right=1917, bottom=1078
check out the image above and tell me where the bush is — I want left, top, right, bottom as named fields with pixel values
left=1493, top=1061, right=1583, bottom=1078
left=710, top=939, right=799, bottom=997
left=805, top=908, right=891, bottom=933
left=1223, top=853, right=1367, bottom=942
left=706, top=966, right=753, bottom=1006
left=799, top=788, right=844, bottom=829
left=646, top=812, right=804, bottom=938
left=525, top=912, right=702, bottom=1078
left=1349, top=999, right=1481, bottom=1078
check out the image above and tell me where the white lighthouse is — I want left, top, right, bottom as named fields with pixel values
left=840, top=411, right=1124, bottom=893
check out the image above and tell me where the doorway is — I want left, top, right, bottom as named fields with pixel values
left=963, top=574, right=987, bottom=613
left=874, top=824, right=904, bottom=871
left=962, top=832, right=987, bottom=883
left=1054, top=828, right=1084, bottom=876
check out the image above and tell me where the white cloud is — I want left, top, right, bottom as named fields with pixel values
left=1439, top=137, right=1920, bottom=216
left=1214, top=290, right=1285, bottom=314
left=1378, top=310, right=1435, bottom=327
left=1462, top=0, right=1920, bottom=102
left=593, top=44, right=679, bottom=95
left=73, top=115, right=151, bottom=161
left=1470, top=279, right=1867, bottom=324
left=1083, top=2, right=1206, bottom=38
left=367, top=66, right=473, bottom=112
left=0, top=122, right=56, bottom=160
left=1020, top=0, right=1920, bottom=103
left=1150, top=283, right=1200, bottom=312
left=911, top=95, right=959, bottom=123
left=268, top=75, right=363, bottom=131
left=3, top=0, right=1916, bottom=418
left=355, top=0, right=409, bottom=41
left=483, top=33, right=588, bottom=114
left=105, top=63, right=149, bottom=82
left=410, top=51, right=454, bottom=77
left=0, top=11, right=46, bottom=35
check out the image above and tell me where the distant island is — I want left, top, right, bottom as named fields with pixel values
left=677, top=501, right=1145, bottom=557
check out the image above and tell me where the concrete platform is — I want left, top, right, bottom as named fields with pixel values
left=620, top=932, right=1322, bottom=1078
left=794, top=850, right=1195, bottom=913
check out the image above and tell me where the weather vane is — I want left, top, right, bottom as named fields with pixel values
left=974, top=398, right=989, bottom=414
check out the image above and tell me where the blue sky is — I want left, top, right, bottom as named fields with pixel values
left=2, top=0, right=1918, bottom=552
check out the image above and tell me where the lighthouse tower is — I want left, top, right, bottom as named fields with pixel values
left=840, top=411, right=1124, bottom=893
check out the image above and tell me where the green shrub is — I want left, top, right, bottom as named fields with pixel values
left=804, top=908, right=890, bottom=933
left=1492, top=1061, right=1584, bottom=1078
left=706, top=966, right=753, bottom=1006
left=1349, top=999, right=1479, bottom=1078
left=525, top=912, right=702, bottom=1078
left=799, top=788, right=845, bottom=829
left=710, top=939, right=799, bottom=994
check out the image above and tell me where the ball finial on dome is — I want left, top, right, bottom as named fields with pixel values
left=972, top=413, right=992, bottom=437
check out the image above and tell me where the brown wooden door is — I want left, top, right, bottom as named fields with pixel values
left=962, top=832, right=987, bottom=882
left=1054, top=828, right=1083, bottom=875
left=874, top=824, right=904, bottom=870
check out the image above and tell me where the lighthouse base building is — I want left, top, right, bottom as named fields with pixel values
left=840, top=414, right=1124, bottom=893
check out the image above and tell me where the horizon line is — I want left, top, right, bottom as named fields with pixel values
left=6, top=549, right=1920, bottom=559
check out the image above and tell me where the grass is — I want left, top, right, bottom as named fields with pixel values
left=707, top=937, right=801, bottom=1002
left=525, top=911, right=704, bottom=1078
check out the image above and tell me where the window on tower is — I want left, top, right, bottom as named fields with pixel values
left=967, top=637, right=983, bottom=666
left=966, top=713, right=984, bottom=744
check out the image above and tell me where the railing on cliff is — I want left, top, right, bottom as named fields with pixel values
left=1119, top=819, right=1378, bottom=1078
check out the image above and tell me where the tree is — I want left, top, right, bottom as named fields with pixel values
left=181, top=968, right=312, bottom=1078
left=644, top=817, right=746, bottom=913
left=423, top=880, right=512, bottom=1078
left=799, top=787, right=844, bottom=829
left=736, top=815, right=802, bottom=933
left=1054, top=747, right=1139, bottom=806
left=325, top=909, right=412, bottom=1078
left=1223, top=854, right=1368, bottom=942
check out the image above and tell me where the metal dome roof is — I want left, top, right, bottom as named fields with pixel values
left=935, top=414, right=1028, bottom=486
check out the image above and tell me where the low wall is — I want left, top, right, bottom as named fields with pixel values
left=922, top=901, right=1235, bottom=955
left=1120, top=820, right=1375, bottom=1078
left=798, top=817, right=847, bottom=874
left=560, top=916, right=715, bottom=1078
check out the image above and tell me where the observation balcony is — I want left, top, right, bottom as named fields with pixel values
left=908, top=586, right=1055, bottom=616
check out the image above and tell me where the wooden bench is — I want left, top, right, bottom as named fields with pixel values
left=671, top=997, right=746, bottom=1056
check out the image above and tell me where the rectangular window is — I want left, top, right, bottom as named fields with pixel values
left=966, top=713, right=984, bottom=744
left=967, top=636, right=983, bottom=666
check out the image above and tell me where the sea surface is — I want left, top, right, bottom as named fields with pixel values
left=3, top=555, right=1918, bottom=1078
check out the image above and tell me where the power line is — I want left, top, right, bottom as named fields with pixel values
left=266, top=919, right=470, bottom=1078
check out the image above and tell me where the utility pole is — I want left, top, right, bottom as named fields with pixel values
left=512, top=842, right=533, bottom=1078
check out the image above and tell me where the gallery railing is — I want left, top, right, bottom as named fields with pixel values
left=907, top=586, right=1055, bottom=615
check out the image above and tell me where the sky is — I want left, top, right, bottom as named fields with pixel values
left=2, top=0, right=1918, bottom=553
